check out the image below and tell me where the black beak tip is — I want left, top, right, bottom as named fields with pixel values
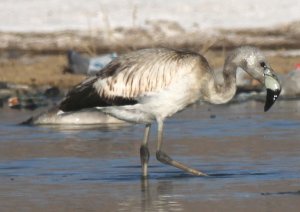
left=264, top=89, right=281, bottom=112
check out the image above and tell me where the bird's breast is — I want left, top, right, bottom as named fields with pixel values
left=138, top=74, right=201, bottom=119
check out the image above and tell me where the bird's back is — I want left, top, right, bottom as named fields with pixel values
left=60, top=48, right=210, bottom=112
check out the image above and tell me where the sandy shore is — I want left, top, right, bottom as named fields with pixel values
left=0, top=49, right=300, bottom=88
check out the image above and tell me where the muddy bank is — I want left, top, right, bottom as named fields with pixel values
left=1, top=48, right=300, bottom=88
left=1, top=20, right=300, bottom=90
left=1, top=20, right=300, bottom=54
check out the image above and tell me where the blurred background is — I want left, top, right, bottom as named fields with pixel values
left=0, top=0, right=300, bottom=89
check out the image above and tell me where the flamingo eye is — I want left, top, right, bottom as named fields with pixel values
left=260, top=61, right=267, bottom=69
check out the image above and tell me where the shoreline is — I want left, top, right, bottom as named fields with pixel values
left=1, top=20, right=300, bottom=54
left=1, top=21, right=300, bottom=88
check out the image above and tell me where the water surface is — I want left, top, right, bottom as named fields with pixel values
left=0, top=100, right=300, bottom=211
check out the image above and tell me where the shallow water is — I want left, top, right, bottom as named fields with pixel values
left=0, top=100, right=300, bottom=211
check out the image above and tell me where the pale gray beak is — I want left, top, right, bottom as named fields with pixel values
left=264, top=69, right=281, bottom=112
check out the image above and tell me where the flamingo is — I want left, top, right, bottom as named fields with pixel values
left=59, top=46, right=281, bottom=177
left=21, top=106, right=127, bottom=125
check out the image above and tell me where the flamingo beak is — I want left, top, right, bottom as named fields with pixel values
left=264, top=70, right=281, bottom=112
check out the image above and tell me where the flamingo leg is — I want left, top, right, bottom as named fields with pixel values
left=155, top=120, right=208, bottom=176
left=140, top=124, right=151, bottom=177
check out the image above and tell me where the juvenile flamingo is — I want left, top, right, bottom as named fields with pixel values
left=59, top=46, right=281, bottom=177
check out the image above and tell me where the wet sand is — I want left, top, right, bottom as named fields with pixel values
left=0, top=100, right=300, bottom=211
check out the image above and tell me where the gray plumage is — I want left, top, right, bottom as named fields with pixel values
left=59, top=46, right=281, bottom=177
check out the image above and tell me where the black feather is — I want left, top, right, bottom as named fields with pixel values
left=59, top=76, right=137, bottom=112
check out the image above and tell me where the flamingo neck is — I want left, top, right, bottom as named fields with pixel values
left=205, top=55, right=240, bottom=104
left=218, top=60, right=238, bottom=102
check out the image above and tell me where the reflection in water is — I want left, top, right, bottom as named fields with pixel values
left=261, top=190, right=300, bottom=196
left=140, top=178, right=152, bottom=212
left=36, top=122, right=132, bottom=132
left=118, top=178, right=184, bottom=212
